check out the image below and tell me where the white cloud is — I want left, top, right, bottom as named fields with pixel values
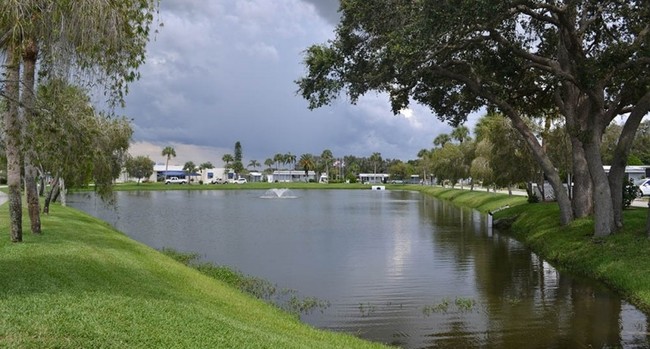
left=237, top=42, right=280, bottom=62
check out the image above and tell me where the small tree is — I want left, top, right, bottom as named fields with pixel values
left=125, top=156, right=155, bottom=184
left=183, top=161, right=198, bottom=184
left=162, top=146, right=176, bottom=177
left=34, top=79, right=133, bottom=212
left=198, top=162, right=214, bottom=184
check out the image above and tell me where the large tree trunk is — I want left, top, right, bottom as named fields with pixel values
left=584, top=129, right=616, bottom=237
left=609, top=92, right=650, bottom=229
left=21, top=39, right=41, bottom=234
left=570, top=138, right=593, bottom=218
left=3, top=48, right=23, bottom=242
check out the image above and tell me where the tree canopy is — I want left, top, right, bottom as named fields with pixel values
left=297, top=0, right=650, bottom=237
left=125, top=155, right=155, bottom=183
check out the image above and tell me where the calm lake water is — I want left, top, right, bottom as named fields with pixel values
left=68, top=189, right=650, bottom=348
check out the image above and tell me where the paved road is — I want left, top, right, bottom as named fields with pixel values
left=463, top=185, right=649, bottom=208
left=0, top=191, right=6, bottom=206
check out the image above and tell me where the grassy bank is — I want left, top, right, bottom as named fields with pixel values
left=408, top=185, right=650, bottom=314
left=0, top=203, right=387, bottom=349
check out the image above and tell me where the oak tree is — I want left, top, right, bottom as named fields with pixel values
left=297, top=1, right=650, bottom=236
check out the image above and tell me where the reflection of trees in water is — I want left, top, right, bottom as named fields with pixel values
left=418, top=196, right=630, bottom=348
left=567, top=280, right=622, bottom=347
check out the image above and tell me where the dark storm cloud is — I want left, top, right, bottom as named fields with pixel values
left=299, top=0, right=341, bottom=24
left=122, top=0, right=466, bottom=165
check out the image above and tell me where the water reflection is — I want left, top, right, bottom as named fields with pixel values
left=68, top=190, right=650, bottom=349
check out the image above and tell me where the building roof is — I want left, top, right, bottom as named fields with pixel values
left=272, top=170, right=316, bottom=175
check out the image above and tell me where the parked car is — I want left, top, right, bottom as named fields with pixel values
left=210, top=178, right=226, bottom=184
left=165, top=176, right=187, bottom=184
left=636, top=178, right=650, bottom=197
left=234, top=177, right=247, bottom=184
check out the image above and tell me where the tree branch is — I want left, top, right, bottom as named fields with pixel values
left=488, top=29, right=579, bottom=85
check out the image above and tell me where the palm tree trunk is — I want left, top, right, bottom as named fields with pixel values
left=3, top=47, right=23, bottom=242
left=22, top=38, right=42, bottom=234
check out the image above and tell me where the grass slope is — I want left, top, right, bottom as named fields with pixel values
left=0, top=204, right=387, bottom=349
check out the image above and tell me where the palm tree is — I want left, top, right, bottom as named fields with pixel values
left=451, top=126, right=470, bottom=144
left=200, top=162, right=214, bottom=170
left=321, top=149, right=333, bottom=178
left=199, top=162, right=213, bottom=182
left=273, top=153, right=284, bottom=170
left=298, top=154, right=315, bottom=181
left=286, top=152, right=297, bottom=170
left=162, top=146, right=176, bottom=177
left=417, top=148, right=432, bottom=184
left=183, top=161, right=198, bottom=184
left=369, top=152, right=382, bottom=176
left=264, top=158, right=274, bottom=173
left=433, top=134, right=451, bottom=148
left=248, top=159, right=260, bottom=170
left=222, top=154, right=234, bottom=168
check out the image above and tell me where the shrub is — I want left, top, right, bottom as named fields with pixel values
left=623, top=178, right=638, bottom=209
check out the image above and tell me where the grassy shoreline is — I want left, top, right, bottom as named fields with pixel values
left=0, top=202, right=387, bottom=349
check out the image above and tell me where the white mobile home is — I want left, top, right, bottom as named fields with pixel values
left=358, top=173, right=390, bottom=184
left=267, top=170, right=316, bottom=183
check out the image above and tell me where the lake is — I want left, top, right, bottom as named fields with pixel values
left=68, top=189, right=650, bottom=348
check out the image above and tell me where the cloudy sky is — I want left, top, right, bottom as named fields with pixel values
left=123, top=0, right=479, bottom=167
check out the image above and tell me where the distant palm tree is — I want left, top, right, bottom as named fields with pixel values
left=369, top=152, right=382, bottom=175
left=321, top=149, right=333, bottom=178
left=200, top=162, right=213, bottom=170
left=273, top=153, right=284, bottom=170
left=286, top=152, right=297, bottom=170
left=248, top=159, right=260, bottom=170
left=199, top=162, right=213, bottom=182
left=417, top=148, right=432, bottom=184
left=298, top=154, right=315, bottom=181
left=222, top=154, right=234, bottom=168
left=264, top=158, right=274, bottom=172
left=451, top=126, right=470, bottom=144
left=433, top=134, right=451, bottom=147
left=162, top=146, right=176, bottom=178
left=183, top=161, right=198, bottom=184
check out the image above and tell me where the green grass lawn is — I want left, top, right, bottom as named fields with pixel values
left=0, top=203, right=388, bottom=349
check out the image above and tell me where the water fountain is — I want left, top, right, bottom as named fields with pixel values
left=260, top=188, right=297, bottom=199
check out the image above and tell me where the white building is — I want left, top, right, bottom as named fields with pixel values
left=135, top=164, right=230, bottom=184
left=267, top=170, right=316, bottom=183
left=603, top=165, right=650, bottom=182
left=358, top=173, right=390, bottom=184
